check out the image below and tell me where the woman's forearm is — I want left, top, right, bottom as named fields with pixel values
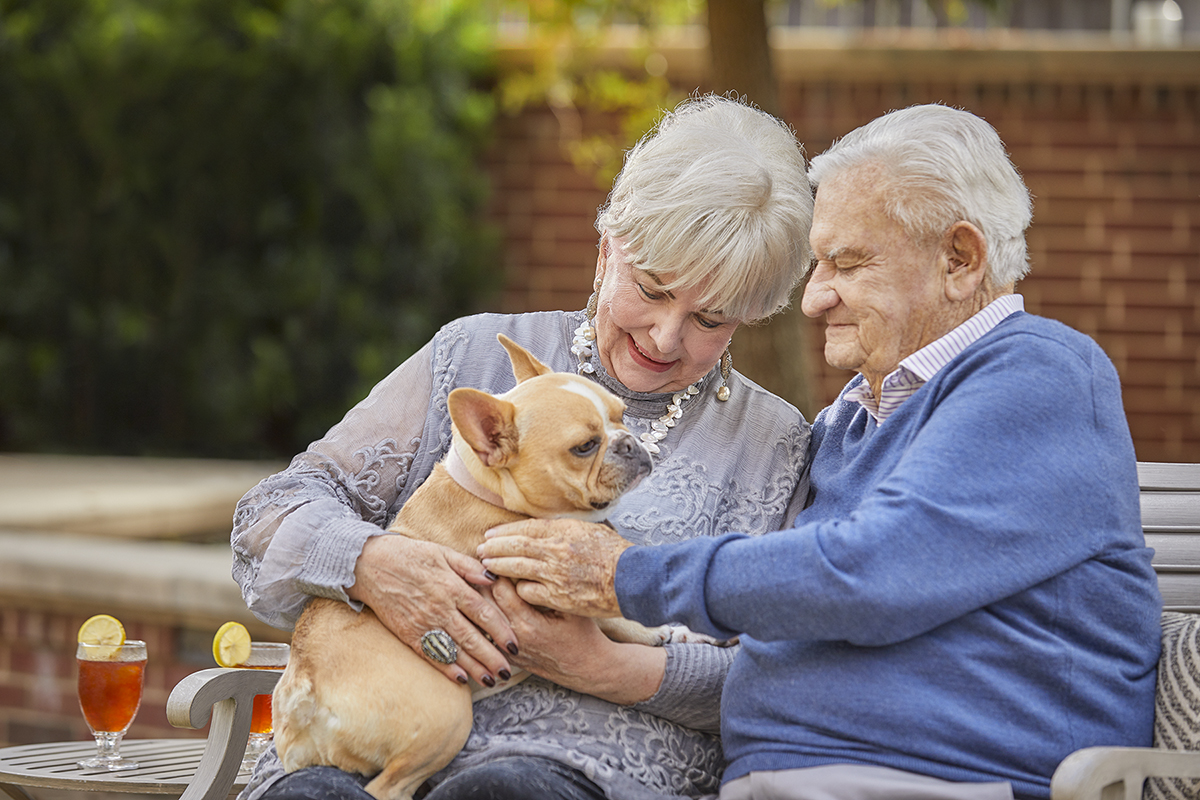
left=571, top=639, right=668, bottom=706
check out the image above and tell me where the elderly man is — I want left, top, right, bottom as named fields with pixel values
left=479, top=104, right=1161, bottom=800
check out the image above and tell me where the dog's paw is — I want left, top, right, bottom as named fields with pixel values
left=663, top=625, right=738, bottom=647
left=596, top=618, right=738, bottom=648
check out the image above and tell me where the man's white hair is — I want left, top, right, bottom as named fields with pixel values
left=808, top=104, right=1033, bottom=286
left=596, top=94, right=814, bottom=323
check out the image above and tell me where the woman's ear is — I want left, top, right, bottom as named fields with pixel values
left=943, top=221, right=989, bottom=302
left=594, top=235, right=610, bottom=283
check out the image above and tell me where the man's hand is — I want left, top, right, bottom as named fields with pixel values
left=478, top=518, right=632, bottom=618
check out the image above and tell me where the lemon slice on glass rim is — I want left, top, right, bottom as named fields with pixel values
left=213, top=621, right=252, bottom=667
left=77, top=614, right=126, bottom=659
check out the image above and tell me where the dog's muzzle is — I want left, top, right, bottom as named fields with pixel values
left=610, top=431, right=654, bottom=483
left=420, top=629, right=458, bottom=664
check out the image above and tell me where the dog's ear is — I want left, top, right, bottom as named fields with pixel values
left=448, top=388, right=519, bottom=468
left=498, top=334, right=551, bottom=383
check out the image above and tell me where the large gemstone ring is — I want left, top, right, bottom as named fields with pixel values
left=420, top=629, right=458, bottom=665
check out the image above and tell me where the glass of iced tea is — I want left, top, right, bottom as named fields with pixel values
left=76, top=640, right=147, bottom=771
left=240, top=641, right=289, bottom=771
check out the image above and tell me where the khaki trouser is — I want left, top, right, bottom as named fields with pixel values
left=720, top=765, right=1015, bottom=800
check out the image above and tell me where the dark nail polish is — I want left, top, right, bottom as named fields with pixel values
left=456, top=674, right=468, bottom=685
left=483, top=569, right=499, bottom=582
left=482, top=674, right=496, bottom=688
left=506, top=642, right=519, bottom=656
left=498, top=669, right=511, bottom=681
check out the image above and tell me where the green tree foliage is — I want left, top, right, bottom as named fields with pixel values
left=492, top=0, right=698, bottom=185
left=0, top=0, right=499, bottom=458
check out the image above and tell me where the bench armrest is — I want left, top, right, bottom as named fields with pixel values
left=167, top=667, right=282, bottom=800
left=1052, top=746, right=1200, bottom=800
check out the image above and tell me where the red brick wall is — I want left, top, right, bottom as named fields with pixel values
left=486, top=45, right=1200, bottom=463
left=488, top=110, right=613, bottom=316
left=784, top=79, right=1200, bottom=463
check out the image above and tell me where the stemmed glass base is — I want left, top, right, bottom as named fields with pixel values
left=241, top=732, right=270, bottom=773
left=77, top=731, right=139, bottom=771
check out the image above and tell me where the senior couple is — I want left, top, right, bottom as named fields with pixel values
left=232, top=96, right=1160, bottom=800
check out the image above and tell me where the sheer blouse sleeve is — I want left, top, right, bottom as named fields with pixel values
left=231, top=342, right=434, bottom=630
left=631, top=641, right=735, bottom=733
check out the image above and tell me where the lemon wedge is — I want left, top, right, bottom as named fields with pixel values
left=78, top=614, right=125, bottom=645
left=77, top=614, right=125, bottom=659
left=213, top=621, right=252, bottom=667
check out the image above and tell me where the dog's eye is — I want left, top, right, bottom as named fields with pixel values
left=571, top=437, right=601, bottom=457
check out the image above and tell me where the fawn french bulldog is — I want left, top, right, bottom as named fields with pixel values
left=272, top=334, right=671, bottom=800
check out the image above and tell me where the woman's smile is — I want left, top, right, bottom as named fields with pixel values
left=625, top=335, right=677, bottom=373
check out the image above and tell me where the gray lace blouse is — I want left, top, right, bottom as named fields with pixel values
left=231, top=310, right=812, bottom=800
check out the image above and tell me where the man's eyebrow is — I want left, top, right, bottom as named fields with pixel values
left=823, top=246, right=867, bottom=263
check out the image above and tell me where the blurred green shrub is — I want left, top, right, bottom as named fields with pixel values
left=0, top=0, right=498, bottom=458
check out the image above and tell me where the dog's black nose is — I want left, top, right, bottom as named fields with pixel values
left=591, top=500, right=610, bottom=510
left=614, top=436, right=635, bottom=456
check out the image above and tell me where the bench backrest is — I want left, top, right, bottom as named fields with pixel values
left=1142, top=461, right=1200, bottom=613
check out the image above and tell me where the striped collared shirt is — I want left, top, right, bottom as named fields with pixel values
left=847, top=294, right=1025, bottom=425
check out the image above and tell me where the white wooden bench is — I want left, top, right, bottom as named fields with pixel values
left=154, top=462, right=1200, bottom=800
left=1052, top=461, right=1200, bottom=800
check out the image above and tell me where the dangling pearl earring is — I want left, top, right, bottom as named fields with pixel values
left=586, top=276, right=601, bottom=320
left=717, top=347, right=733, bottom=402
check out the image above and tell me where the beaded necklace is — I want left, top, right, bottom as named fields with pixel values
left=570, top=320, right=701, bottom=457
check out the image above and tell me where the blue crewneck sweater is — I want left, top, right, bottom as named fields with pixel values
left=617, top=311, right=1161, bottom=799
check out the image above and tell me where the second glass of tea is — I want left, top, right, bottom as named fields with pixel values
left=240, top=642, right=290, bottom=772
left=76, top=640, right=147, bottom=771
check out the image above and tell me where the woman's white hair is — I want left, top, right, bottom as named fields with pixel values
left=596, top=94, right=814, bottom=323
left=807, top=104, right=1033, bottom=286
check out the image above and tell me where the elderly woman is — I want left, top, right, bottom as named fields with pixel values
left=232, top=94, right=815, bottom=800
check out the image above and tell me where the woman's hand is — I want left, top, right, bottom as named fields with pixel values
left=478, top=518, right=633, bottom=618
left=486, top=578, right=665, bottom=705
left=347, top=534, right=518, bottom=688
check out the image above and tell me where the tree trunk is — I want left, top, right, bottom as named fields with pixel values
left=706, top=0, right=779, bottom=115
left=705, top=0, right=818, bottom=419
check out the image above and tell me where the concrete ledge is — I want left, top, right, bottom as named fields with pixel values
left=0, top=529, right=264, bottom=631
left=0, top=455, right=282, bottom=541
left=0, top=454, right=286, bottom=633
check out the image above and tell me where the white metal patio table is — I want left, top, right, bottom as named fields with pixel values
left=0, top=738, right=250, bottom=800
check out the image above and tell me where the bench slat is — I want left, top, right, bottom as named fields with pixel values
left=1155, top=573, right=1200, bottom=613
left=1138, top=462, right=1200, bottom=492
left=1147, top=532, right=1200, bottom=571
left=1142, top=493, right=1200, bottom=530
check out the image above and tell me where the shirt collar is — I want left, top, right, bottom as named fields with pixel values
left=847, top=294, right=1025, bottom=425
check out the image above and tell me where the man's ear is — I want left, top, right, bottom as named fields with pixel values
left=943, top=221, right=989, bottom=302
left=448, top=388, right=518, bottom=468
left=498, top=334, right=551, bottom=383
